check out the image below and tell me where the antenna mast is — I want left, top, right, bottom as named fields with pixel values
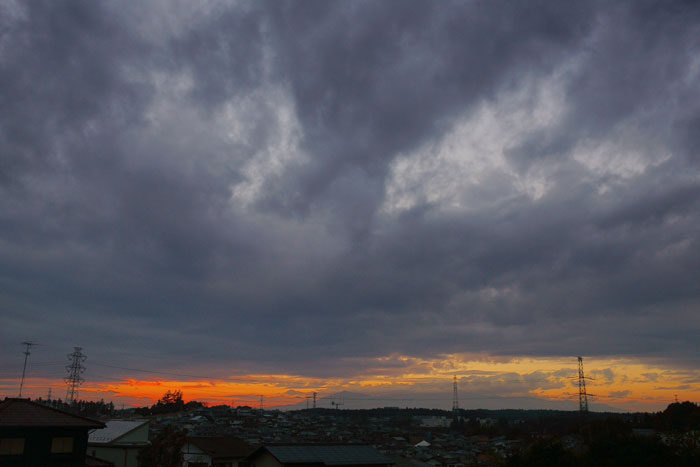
left=331, top=396, right=344, bottom=410
left=452, top=375, right=459, bottom=414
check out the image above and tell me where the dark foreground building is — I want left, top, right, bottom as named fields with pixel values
left=241, top=444, right=394, bottom=467
left=0, top=397, right=105, bottom=467
left=181, top=435, right=255, bottom=466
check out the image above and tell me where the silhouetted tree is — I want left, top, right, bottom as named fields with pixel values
left=661, top=402, right=700, bottom=432
left=35, top=397, right=115, bottom=417
left=134, top=390, right=203, bottom=415
left=586, top=433, right=675, bottom=467
left=152, top=390, right=185, bottom=414
left=138, top=425, right=186, bottom=467
left=507, top=440, right=580, bottom=467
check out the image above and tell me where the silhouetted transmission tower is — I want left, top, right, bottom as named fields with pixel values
left=65, top=347, right=86, bottom=403
left=19, top=341, right=37, bottom=397
left=452, top=375, right=459, bottom=414
left=577, top=356, right=588, bottom=413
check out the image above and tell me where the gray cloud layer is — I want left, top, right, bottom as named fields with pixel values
left=1, top=0, right=699, bottom=377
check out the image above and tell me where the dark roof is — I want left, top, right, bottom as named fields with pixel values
left=251, top=445, right=394, bottom=466
left=85, top=454, right=116, bottom=467
left=0, top=398, right=105, bottom=429
left=187, top=436, right=255, bottom=458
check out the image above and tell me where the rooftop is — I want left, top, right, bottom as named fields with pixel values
left=185, top=435, right=255, bottom=458
left=255, top=444, right=393, bottom=466
left=0, top=398, right=105, bottom=429
left=89, top=419, right=149, bottom=444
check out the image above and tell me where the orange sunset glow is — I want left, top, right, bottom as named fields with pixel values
left=3, top=355, right=697, bottom=412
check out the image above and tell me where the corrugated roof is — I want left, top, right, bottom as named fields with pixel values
left=263, top=445, right=393, bottom=466
left=0, top=398, right=105, bottom=428
left=88, top=419, right=149, bottom=444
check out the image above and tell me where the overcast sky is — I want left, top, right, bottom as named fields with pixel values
left=1, top=0, right=699, bottom=408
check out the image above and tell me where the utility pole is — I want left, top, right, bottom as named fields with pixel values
left=452, top=375, right=459, bottom=415
left=65, top=347, right=86, bottom=404
left=577, top=356, right=588, bottom=414
left=19, top=342, right=37, bottom=397
left=313, top=392, right=317, bottom=409
left=259, top=395, right=264, bottom=412
left=47, top=388, right=52, bottom=401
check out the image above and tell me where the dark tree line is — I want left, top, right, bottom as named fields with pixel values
left=650, top=401, right=700, bottom=432
left=508, top=403, right=700, bottom=467
left=34, top=397, right=116, bottom=418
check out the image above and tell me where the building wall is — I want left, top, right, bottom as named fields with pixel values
left=88, top=423, right=149, bottom=467
left=88, top=446, right=142, bottom=467
left=0, top=427, right=90, bottom=467
left=181, top=443, right=212, bottom=466
left=418, top=416, right=451, bottom=428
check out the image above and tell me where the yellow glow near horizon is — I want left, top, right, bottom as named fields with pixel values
left=2, top=355, right=698, bottom=412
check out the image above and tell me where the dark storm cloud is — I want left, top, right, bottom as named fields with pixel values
left=259, top=0, right=595, bottom=220
left=1, top=0, right=699, bottom=379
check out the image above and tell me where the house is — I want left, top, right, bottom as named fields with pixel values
left=85, top=454, right=116, bottom=466
left=242, top=444, right=394, bottom=467
left=415, top=416, right=450, bottom=428
left=0, top=397, right=105, bottom=467
left=181, top=435, right=255, bottom=466
left=88, top=419, right=150, bottom=467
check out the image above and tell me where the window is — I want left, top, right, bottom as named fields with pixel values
left=0, top=438, right=25, bottom=455
left=50, top=437, right=73, bottom=453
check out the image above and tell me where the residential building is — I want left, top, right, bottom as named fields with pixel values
left=242, top=444, right=394, bottom=467
left=0, top=397, right=105, bottom=467
left=88, top=419, right=150, bottom=467
left=181, top=435, right=255, bottom=467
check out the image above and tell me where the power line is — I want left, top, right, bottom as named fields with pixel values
left=13, top=355, right=619, bottom=409
left=91, top=362, right=245, bottom=381
left=90, top=362, right=573, bottom=387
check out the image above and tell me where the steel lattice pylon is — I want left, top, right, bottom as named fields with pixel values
left=65, top=347, right=86, bottom=403
left=578, top=356, right=588, bottom=413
